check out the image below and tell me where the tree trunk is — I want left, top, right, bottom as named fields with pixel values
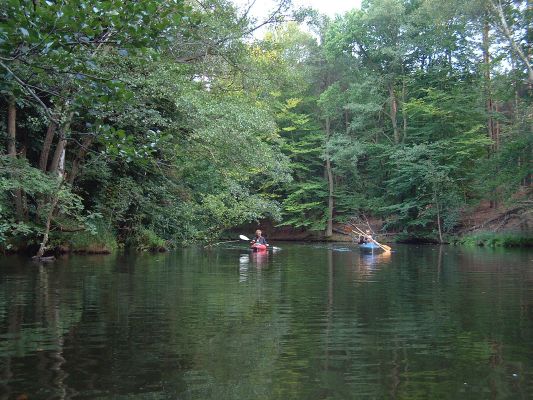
left=7, top=98, right=25, bottom=220
left=7, top=99, right=16, bottom=156
left=35, top=116, right=71, bottom=259
left=401, top=77, right=407, bottom=143
left=68, top=136, right=94, bottom=185
left=344, top=108, right=349, bottom=134
left=20, top=127, right=29, bottom=220
left=35, top=167, right=64, bottom=259
left=49, top=114, right=72, bottom=174
left=389, top=83, right=400, bottom=144
left=35, top=192, right=60, bottom=258
left=529, top=0, right=533, bottom=91
left=325, top=116, right=334, bottom=238
left=483, top=20, right=495, bottom=147
left=435, top=192, right=443, bottom=244
left=39, top=122, right=57, bottom=171
left=49, top=137, right=67, bottom=174
left=494, top=103, right=500, bottom=151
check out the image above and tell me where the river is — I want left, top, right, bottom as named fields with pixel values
left=0, top=243, right=532, bottom=399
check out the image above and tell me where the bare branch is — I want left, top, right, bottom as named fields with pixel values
left=490, top=0, right=533, bottom=83
left=19, top=58, right=115, bottom=82
left=173, top=0, right=290, bottom=64
left=242, top=0, right=258, bottom=20
left=241, top=0, right=290, bottom=37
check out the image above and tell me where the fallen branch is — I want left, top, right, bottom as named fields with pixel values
left=333, top=228, right=350, bottom=236
left=204, top=239, right=239, bottom=248
left=461, top=205, right=529, bottom=233
left=54, top=224, right=86, bottom=233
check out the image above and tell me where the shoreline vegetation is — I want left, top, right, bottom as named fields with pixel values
left=1, top=0, right=531, bottom=258
left=3, top=226, right=531, bottom=257
left=453, top=232, right=533, bottom=248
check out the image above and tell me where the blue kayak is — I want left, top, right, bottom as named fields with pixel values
left=359, top=242, right=382, bottom=251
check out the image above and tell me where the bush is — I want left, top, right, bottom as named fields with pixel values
left=53, top=221, right=118, bottom=254
left=133, top=228, right=168, bottom=252
left=394, top=232, right=442, bottom=244
left=457, top=232, right=533, bottom=248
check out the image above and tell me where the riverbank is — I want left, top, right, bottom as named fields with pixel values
left=233, top=200, right=533, bottom=248
left=3, top=230, right=532, bottom=258
left=2, top=200, right=532, bottom=257
left=453, top=232, right=533, bottom=248
left=1, top=225, right=168, bottom=256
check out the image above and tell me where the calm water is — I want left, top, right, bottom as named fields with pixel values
left=0, top=243, right=532, bottom=399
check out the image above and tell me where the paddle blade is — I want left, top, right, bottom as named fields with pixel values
left=239, top=234, right=250, bottom=241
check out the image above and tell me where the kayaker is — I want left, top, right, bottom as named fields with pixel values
left=358, top=230, right=373, bottom=244
left=251, top=229, right=269, bottom=246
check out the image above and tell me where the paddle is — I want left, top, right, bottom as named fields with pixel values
left=352, top=227, right=392, bottom=252
left=351, top=226, right=392, bottom=252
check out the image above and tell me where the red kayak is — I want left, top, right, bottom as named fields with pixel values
left=251, top=243, right=268, bottom=252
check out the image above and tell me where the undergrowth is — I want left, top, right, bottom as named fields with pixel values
left=457, top=232, right=533, bottom=248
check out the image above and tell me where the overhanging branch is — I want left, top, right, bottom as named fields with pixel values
left=0, top=60, right=58, bottom=124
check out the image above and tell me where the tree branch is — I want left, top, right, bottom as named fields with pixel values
left=491, top=0, right=533, bottom=83
left=0, top=60, right=58, bottom=124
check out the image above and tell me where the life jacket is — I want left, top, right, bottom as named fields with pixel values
left=254, top=236, right=267, bottom=245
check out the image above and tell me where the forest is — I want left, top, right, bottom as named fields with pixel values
left=0, top=0, right=531, bottom=255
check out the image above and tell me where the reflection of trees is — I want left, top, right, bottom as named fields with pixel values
left=265, top=245, right=531, bottom=399
left=0, top=245, right=531, bottom=399
left=0, top=250, right=290, bottom=399
left=166, top=249, right=289, bottom=399
left=0, top=258, right=85, bottom=399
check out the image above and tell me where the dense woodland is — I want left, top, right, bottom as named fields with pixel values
left=0, top=0, right=531, bottom=253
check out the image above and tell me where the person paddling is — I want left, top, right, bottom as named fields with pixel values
left=358, top=229, right=374, bottom=244
left=251, top=229, right=269, bottom=246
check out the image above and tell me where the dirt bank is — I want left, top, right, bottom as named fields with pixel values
left=458, top=199, right=532, bottom=235
left=235, top=197, right=532, bottom=244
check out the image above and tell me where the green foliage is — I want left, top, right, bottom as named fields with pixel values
left=201, top=189, right=281, bottom=232
left=280, top=180, right=328, bottom=230
left=0, top=156, right=105, bottom=250
left=54, top=220, right=118, bottom=253
left=0, top=219, right=36, bottom=251
left=300, top=0, right=531, bottom=238
left=1, top=0, right=530, bottom=251
left=380, top=143, right=461, bottom=233
left=133, top=228, right=167, bottom=252
left=0, top=157, right=57, bottom=246
left=317, top=83, right=345, bottom=120
left=458, top=233, right=533, bottom=248
left=1, top=0, right=294, bottom=249
left=473, top=103, right=533, bottom=204
left=0, top=156, right=57, bottom=197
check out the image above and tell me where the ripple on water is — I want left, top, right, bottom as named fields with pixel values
left=0, top=244, right=532, bottom=399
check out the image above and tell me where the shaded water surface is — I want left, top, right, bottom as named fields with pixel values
left=0, top=244, right=532, bottom=399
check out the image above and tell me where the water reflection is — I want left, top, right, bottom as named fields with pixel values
left=357, top=250, right=392, bottom=276
left=239, top=254, right=249, bottom=283
left=0, top=245, right=532, bottom=399
left=250, top=250, right=269, bottom=268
